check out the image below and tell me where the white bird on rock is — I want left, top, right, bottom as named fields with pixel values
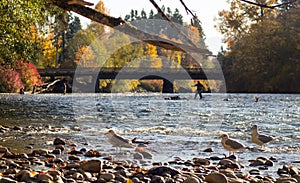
left=251, top=125, right=274, bottom=150
left=106, top=129, right=135, bottom=152
left=221, top=134, right=248, bottom=155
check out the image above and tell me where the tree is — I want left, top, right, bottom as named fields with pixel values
left=219, top=4, right=300, bottom=92
left=87, top=1, right=107, bottom=37
left=0, top=0, right=55, bottom=65
left=215, top=0, right=279, bottom=49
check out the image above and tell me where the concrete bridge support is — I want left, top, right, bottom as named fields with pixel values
left=162, top=79, right=174, bottom=93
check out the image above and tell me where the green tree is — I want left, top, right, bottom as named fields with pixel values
left=0, top=0, right=56, bottom=65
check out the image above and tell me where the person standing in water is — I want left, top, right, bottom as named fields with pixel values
left=193, top=81, right=204, bottom=99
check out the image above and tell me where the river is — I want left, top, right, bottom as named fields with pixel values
left=0, top=93, right=299, bottom=176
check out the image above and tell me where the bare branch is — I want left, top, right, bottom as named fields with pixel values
left=178, top=0, right=201, bottom=24
left=240, top=0, right=297, bottom=9
left=148, top=0, right=198, bottom=48
left=47, top=0, right=211, bottom=55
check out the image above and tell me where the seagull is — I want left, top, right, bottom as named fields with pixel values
left=106, top=129, right=136, bottom=152
left=251, top=125, right=274, bottom=150
left=221, top=134, right=248, bottom=155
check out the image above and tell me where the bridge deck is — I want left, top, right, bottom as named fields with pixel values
left=38, top=67, right=223, bottom=80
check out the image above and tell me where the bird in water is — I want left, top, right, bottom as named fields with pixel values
left=221, top=134, right=248, bottom=155
left=251, top=125, right=274, bottom=150
left=106, top=129, right=135, bottom=152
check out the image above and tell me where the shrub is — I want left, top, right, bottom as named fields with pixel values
left=0, top=66, right=24, bottom=93
left=14, top=59, right=43, bottom=91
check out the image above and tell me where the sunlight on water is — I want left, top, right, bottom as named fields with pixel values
left=0, top=93, right=299, bottom=175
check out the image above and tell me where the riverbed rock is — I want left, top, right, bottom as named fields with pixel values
left=193, top=158, right=210, bottom=166
left=203, top=147, right=214, bottom=152
left=38, top=173, right=53, bottom=182
left=0, top=146, right=8, bottom=153
left=147, top=166, right=181, bottom=176
left=140, top=151, right=153, bottom=159
left=133, top=152, right=143, bottom=159
left=265, top=159, right=274, bottom=166
left=79, top=160, right=102, bottom=173
left=205, top=172, right=228, bottom=183
left=15, top=170, right=34, bottom=182
left=53, top=137, right=66, bottom=145
left=276, top=177, right=297, bottom=183
left=249, top=159, right=265, bottom=166
left=0, top=177, right=18, bottom=183
left=183, top=176, right=200, bottom=183
left=249, top=169, right=261, bottom=175
left=100, top=173, right=115, bottom=181
left=289, top=166, right=299, bottom=176
left=32, top=149, right=48, bottom=156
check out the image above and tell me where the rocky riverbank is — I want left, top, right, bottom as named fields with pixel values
left=0, top=125, right=300, bottom=183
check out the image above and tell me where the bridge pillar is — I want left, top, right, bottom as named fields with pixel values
left=162, top=79, right=174, bottom=93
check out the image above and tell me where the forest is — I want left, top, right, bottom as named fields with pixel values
left=0, top=0, right=299, bottom=93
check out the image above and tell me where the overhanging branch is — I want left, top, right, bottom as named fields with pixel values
left=48, top=0, right=211, bottom=55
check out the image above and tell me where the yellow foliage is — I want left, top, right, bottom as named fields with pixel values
left=145, top=44, right=157, bottom=57
left=75, top=46, right=95, bottom=67
left=41, top=31, right=57, bottom=68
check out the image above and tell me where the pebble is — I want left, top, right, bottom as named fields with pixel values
left=100, top=173, right=115, bottom=181
left=203, top=147, right=214, bottom=152
left=79, top=159, right=102, bottom=173
left=193, top=158, right=210, bottom=165
left=249, top=159, right=265, bottom=166
left=249, top=169, right=260, bottom=175
left=133, top=152, right=144, bottom=159
left=205, top=172, right=228, bottom=183
left=183, top=176, right=200, bottom=183
left=0, top=126, right=299, bottom=183
left=53, top=137, right=65, bottom=145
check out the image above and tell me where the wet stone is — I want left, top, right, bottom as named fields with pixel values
left=51, top=149, right=61, bottom=155
left=183, top=176, right=200, bottom=183
left=100, top=173, right=115, bottom=181
left=249, top=159, right=265, bottom=167
left=193, top=158, right=210, bottom=166
left=276, top=177, right=298, bottom=183
left=289, top=166, right=299, bottom=176
left=55, top=145, right=65, bottom=151
left=79, top=160, right=102, bottom=173
left=203, top=147, right=214, bottom=152
left=147, top=166, right=180, bottom=176
left=133, top=152, right=143, bottom=160
left=53, top=137, right=65, bottom=145
left=0, top=177, right=18, bottom=183
left=68, top=155, right=81, bottom=161
left=264, top=160, right=274, bottom=166
left=72, top=172, right=84, bottom=180
left=0, top=146, right=8, bottom=153
left=140, top=151, right=153, bottom=159
left=249, top=169, right=260, bottom=175
left=37, top=173, right=53, bottom=182
left=150, top=175, right=165, bottom=183
left=205, top=172, right=228, bottom=183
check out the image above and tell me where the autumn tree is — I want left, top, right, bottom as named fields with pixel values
left=217, top=1, right=300, bottom=92
left=0, top=0, right=55, bottom=65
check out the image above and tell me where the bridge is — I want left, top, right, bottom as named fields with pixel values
left=38, top=67, right=224, bottom=93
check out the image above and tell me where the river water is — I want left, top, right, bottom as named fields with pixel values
left=0, top=93, right=299, bottom=176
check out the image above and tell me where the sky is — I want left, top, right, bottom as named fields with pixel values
left=78, top=0, right=229, bottom=54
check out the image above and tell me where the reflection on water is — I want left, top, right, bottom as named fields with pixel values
left=0, top=93, right=299, bottom=174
